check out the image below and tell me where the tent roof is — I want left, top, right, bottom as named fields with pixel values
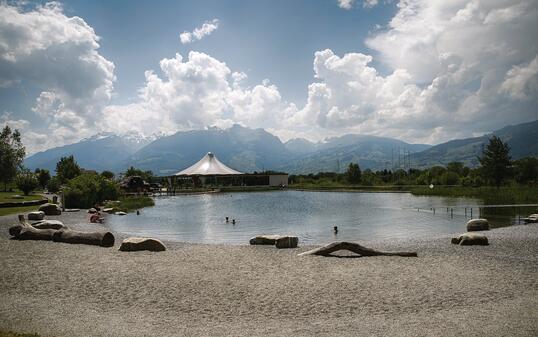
left=175, top=152, right=243, bottom=176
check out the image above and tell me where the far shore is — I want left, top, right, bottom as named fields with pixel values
left=0, top=209, right=537, bottom=337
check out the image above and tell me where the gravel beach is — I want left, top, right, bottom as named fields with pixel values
left=0, top=211, right=537, bottom=337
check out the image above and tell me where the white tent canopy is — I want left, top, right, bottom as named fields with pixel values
left=175, top=152, right=243, bottom=176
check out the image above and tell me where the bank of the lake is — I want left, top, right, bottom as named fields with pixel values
left=0, top=210, right=537, bottom=337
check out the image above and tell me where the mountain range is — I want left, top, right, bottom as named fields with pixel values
left=24, top=120, right=538, bottom=175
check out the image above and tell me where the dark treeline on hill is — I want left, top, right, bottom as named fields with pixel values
left=22, top=120, right=538, bottom=175
left=291, top=136, right=538, bottom=192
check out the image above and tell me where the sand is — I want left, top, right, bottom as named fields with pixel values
left=0, top=211, right=537, bottom=337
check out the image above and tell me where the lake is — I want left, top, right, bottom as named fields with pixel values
left=106, top=190, right=525, bottom=244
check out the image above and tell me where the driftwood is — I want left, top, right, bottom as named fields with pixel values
left=10, top=215, right=114, bottom=247
left=298, top=241, right=418, bottom=257
left=53, top=230, right=114, bottom=247
left=9, top=216, right=57, bottom=241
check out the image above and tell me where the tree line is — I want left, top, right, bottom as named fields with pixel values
left=290, top=136, right=537, bottom=188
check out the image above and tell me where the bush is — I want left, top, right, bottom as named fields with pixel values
left=15, top=170, right=39, bottom=195
left=64, top=172, right=120, bottom=208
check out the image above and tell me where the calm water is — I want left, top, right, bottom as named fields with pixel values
left=106, top=190, right=526, bottom=244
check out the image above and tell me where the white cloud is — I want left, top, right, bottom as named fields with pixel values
left=363, top=0, right=379, bottom=8
left=500, top=54, right=538, bottom=100
left=292, top=0, right=538, bottom=144
left=337, top=0, right=355, bottom=10
left=338, top=0, right=379, bottom=10
left=180, top=19, right=219, bottom=44
left=102, top=51, right=288, bottom=136
left=0, top=2, right=115, bottom=153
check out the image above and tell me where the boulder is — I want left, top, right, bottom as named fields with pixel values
left=88, top=208, right=98, bottom=214
left=64, top=209, right=80, bottom=212
left=451, top=233, right=489, bottom=246
left=275, top=236, right=299, bottom=249
left=523, top=214, right=538, bottom=223
left=115, top=211, right=127, bottom=216
left=38, top=203, right=61, bottom=216
left=102, top=207, right=114, bottom=213
left=31, top=220, right=68, bottom=230
left=27, top=211, right=45, bottom=221
left=119, top=237, right=166, bottom=252
left=466, top=218, right=489, bottom=231
left=249, top=235, right=282, bottom=245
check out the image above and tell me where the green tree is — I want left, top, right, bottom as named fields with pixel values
left=346, top=162, right=362, bottom=184
left=56, top=155, right=81, bottom=183
left=478, top=136, right=512, bottom=188
left=513, top=157, right=538, bottom=184
left=63, top=172, right=120, bottom=208
left=0, top=125, right=25, bottom=191
left=15, top=169, right=39, bottom=195
left=101, top=170, right=115, bottom=180
left=124, top=166, right=154, bottom=182
left=47, top=176, right=61, bottom=193
left=35, top=168, right=51, bottom=190
left=446, top=162, right=464, bottom=176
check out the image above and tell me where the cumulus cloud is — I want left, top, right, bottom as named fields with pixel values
left=0, top=2, right=115, bottom=153
left=102, top=51, right=288, bottom=136
left=291, top=0, right=538, bottom=144
left=180, top=19, right=219, bottom=44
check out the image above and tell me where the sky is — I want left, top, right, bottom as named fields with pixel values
left=1, top=0, right=537, bottom=154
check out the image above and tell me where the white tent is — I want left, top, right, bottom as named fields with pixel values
left=174, top=152, right=243, bottom=176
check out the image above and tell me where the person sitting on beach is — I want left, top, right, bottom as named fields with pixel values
left=90, top=213, right=104, bottom=224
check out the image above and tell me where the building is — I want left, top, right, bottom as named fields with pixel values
left=171, top=152, right=288, bottom=187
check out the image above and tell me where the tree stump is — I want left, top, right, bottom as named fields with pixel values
left=298, top=241, right=417, bottom=257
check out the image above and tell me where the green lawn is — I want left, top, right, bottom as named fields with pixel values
left=0, top=191, right=45, bottom=216
left=0, top=191, right=42, bottom=202
left=0, top=205, right=41, bottom=217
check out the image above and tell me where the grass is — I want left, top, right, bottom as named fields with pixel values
left=410, top=186, right=538, bottom=204
left=105, top=195, right=155, bottom=213
left=0, top=190, right=45, bottom=216
left=0, top=205, right=40, bottom=216
left=0, top=191, right=42, bottom=202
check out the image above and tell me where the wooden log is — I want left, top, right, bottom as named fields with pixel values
left=9, top=215, right=57, bottom=241
left=298, top=241, right=417, bottom=257
left=52, top=230, right=115, bottom=247
left=10, top=214, right=114, bottom=247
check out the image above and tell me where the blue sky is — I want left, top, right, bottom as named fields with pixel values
left=61, top=0, right=395, bottom=105
left=1, top=0, right=537, bottom=153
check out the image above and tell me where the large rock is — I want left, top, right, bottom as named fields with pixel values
left=451, top=233, right=489, bottom=246
left=249, top=235, right=282, bottom=245
left=523, top=214, right=538, bottom=223
left=31, top=220, right=68, bottom=230
left=27, top=211, right=45, bottom=221
left=466, top=218, right=489, bottom=231
left=275, top=236, right=299, bottom=249
left=38, top=203, right=61, bottom=216
left=119, top=237, right=166, bottom=252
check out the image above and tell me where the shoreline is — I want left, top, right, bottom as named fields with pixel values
left=0, top=211, right=537, bottom=336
